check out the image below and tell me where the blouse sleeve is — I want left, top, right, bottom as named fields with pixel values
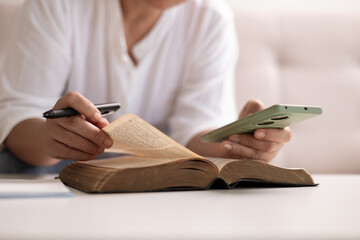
left=168, top=2, right=239, bottom=146
left=0, top=0, right=72, bottom=149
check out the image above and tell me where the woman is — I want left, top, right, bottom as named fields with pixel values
left=0, top=0, right=290, bottom=173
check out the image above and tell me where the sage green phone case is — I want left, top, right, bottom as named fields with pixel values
left=200, top=104, right=322, bottom=143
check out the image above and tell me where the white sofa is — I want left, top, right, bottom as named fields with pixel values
left=1, top=0, right=359, bottom=173
left=226, top=0, right=360, bottom=173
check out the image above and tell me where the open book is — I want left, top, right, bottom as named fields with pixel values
left=59, top=114, right=315, bottom=193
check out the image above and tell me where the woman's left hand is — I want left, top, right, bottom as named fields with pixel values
left=220, top=99, right=291, bottom=163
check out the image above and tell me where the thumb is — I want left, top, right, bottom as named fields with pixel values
left=239, top=99, right=265, bottom=119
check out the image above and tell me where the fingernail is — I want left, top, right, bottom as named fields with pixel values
left=256, top=131, right=266, bottom=139
left=104, top=138, right=113, bottom=148
left=92, top=112, right=101, bottom=122
left=224, top=143, right=233, bottom=151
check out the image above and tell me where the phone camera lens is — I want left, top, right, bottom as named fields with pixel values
left=271, top=116, right=289, bottom=121
left=257, top=121, right=275, bottom=126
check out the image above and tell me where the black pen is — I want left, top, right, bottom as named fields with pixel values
left=42, top=103, right=121, bottom=119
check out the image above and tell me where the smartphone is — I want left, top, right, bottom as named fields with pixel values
left=200, top=104, right=323, bottom=142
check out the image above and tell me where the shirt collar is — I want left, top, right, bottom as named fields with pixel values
left=116, top=0, right=179, bottom=67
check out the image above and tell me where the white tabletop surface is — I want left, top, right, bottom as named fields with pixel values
left=0, top=174, right=359, bottom=240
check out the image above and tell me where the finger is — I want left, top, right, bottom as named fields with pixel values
left=254, top=126, right=291, bottom=143
left=54, top=91, right=102, bottom=123
left=94, top=117, right=110, bottom=129
left=239, top=99, right=264, bottom=118
left=49, top=123, right=105, bottom=155
left=56, top=116, right=113, bottom=148
left=228, top=134, right=284, bottom=153
left=47, top=138, right=97, bottom=161
left=221, top=141, right=277, bottom=162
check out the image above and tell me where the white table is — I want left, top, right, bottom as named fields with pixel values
left=0, top=174, right=359, bottom=240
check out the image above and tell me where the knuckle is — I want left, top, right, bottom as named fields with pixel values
left=67, top=116, right=77, bottom=124
left=66, top=116, right=80, bottom=129
left=85, top=143, right=97, bottom=154
left=64, top=91, right=80, bottom=106
left=94, top=130, right=105, bottom=144
left=264, top=142, right=278, bottom=152
left=228, top=134, right=240, bottom=143
left=232, top=144, right=250, bottom=158
left=244, top=134, right=254, bottom=146
left=250, top=150, right=262, bottom=160
left=231, top=144, right=243, bottom=156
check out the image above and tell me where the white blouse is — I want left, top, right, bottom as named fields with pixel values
left=0, top=0, right=238, bottom=150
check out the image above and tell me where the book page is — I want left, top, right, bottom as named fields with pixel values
left=103, top=114, right=203, bottom=159
left=80, top=155, right=204, bottom=169
left=206, top=157, right=239, bottom=171
left=210, top=158, right=315, bottom=186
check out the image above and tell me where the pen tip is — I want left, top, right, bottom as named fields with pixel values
left=43, top=110, right=53, bottom=118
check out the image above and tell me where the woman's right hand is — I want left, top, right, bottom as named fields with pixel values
left=43, top=91, right=113, bottom=161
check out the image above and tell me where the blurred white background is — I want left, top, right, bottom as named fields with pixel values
left=1, top=0, right=360, bottom=173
